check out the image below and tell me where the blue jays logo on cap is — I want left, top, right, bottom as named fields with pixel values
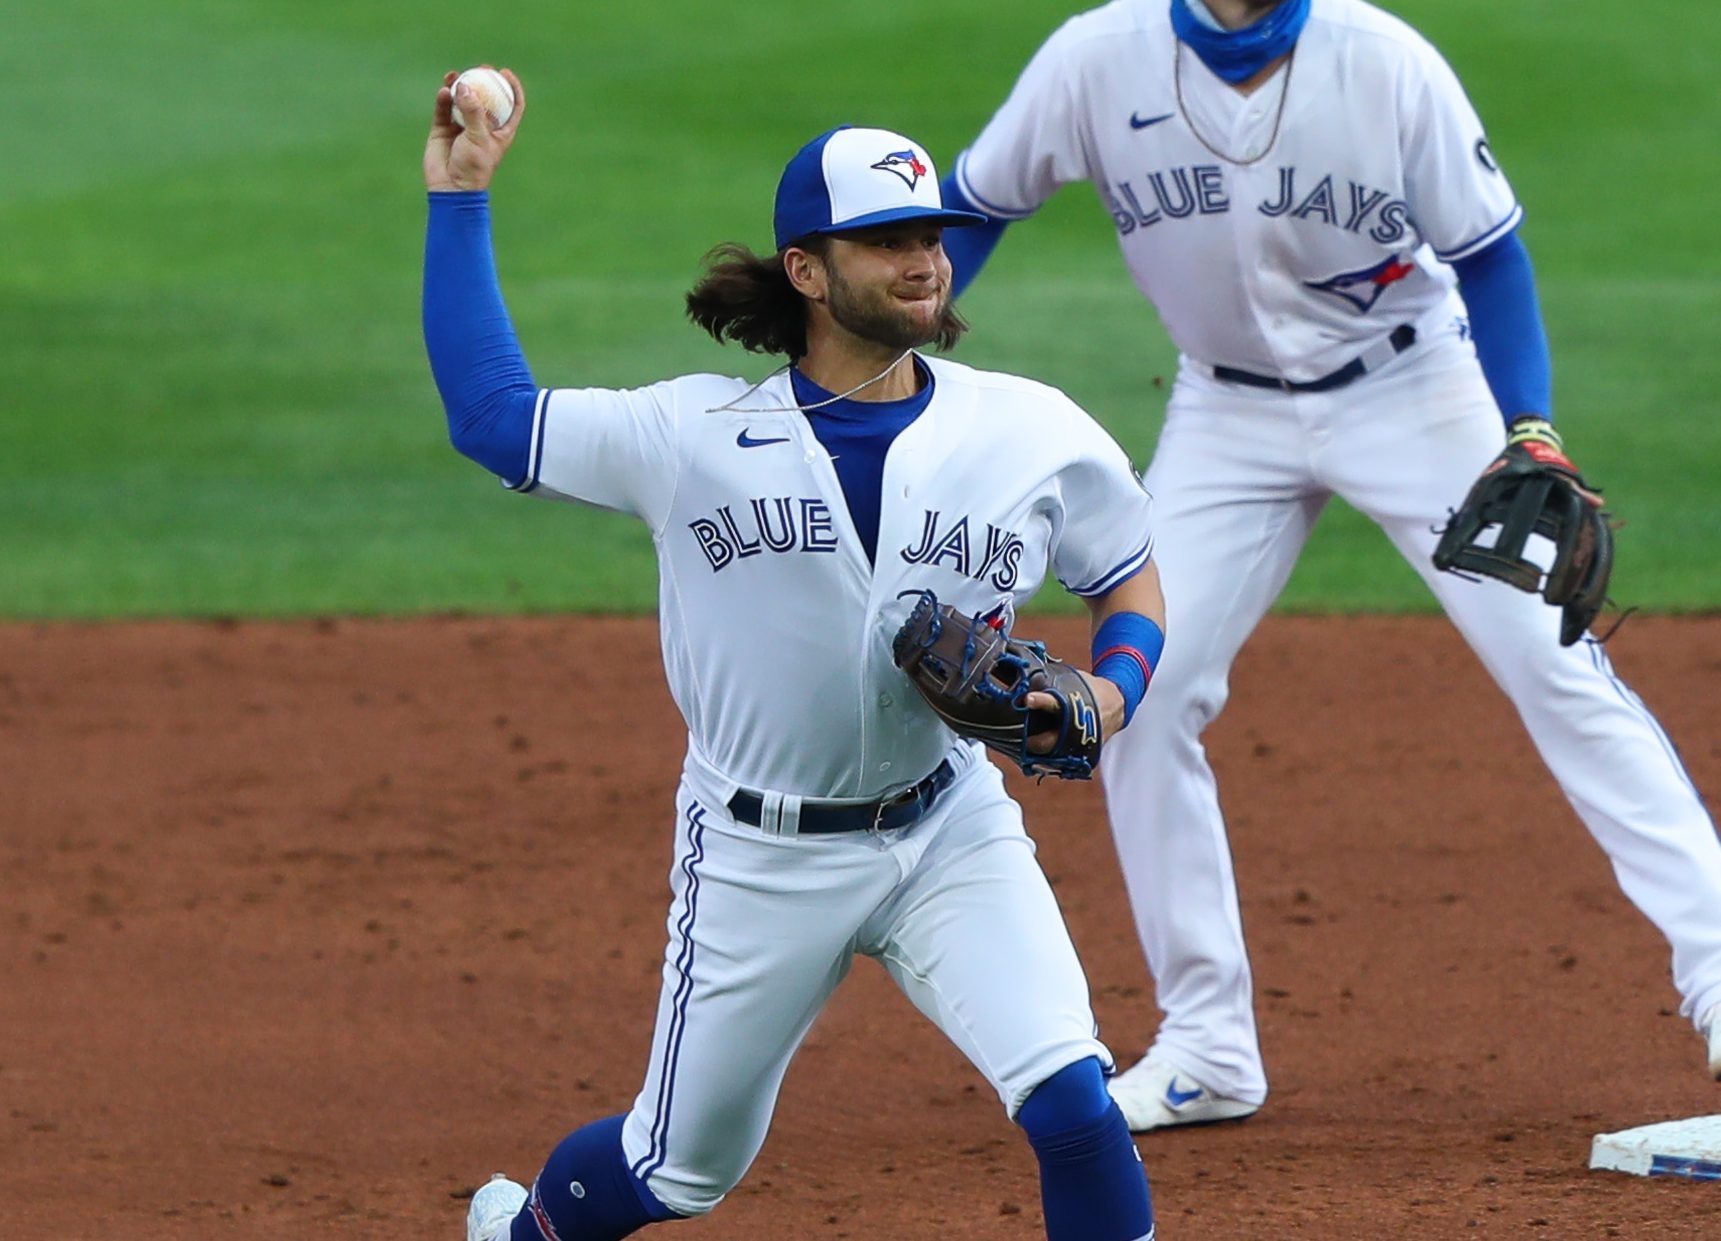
left=872, top=150, right=928, bottom=191
left=773, top=125, right=986, bottom=251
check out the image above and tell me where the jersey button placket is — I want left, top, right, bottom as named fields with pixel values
left=1231, top=166, right=1283, bottom=375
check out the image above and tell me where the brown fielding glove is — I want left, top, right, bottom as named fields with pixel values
left=891, top=590, right=1103, bottom=780
left=1433, top=416, right=1614, bottom=646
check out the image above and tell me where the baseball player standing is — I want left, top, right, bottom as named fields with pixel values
left=422, top=71, right=1167, bottom=1241
left=939, top=0, right=1721, bottom=1131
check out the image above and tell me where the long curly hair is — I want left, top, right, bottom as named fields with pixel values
left=684, top=240, right=968, bottom=359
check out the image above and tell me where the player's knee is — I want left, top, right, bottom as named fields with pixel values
left=631, top=1168, right=723, bottom=1220
left=615, top=1091, right=777, bottom=1220
left=1174, top=663, right=1231, bottom=725
left=623, top=1121, right=760, bottom=1218
left=1015, top=1056, right=1113, bottom=1143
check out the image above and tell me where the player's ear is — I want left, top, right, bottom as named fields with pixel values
left=782, top=246, right=826, bottom=301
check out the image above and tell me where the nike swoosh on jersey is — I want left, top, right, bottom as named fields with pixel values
left=736, top=430, right=791, bottom=448
left=1129, top=111, right=1175, bottom=130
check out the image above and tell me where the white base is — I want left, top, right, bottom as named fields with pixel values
left=1590, top=1115, right=1721, bottom=1181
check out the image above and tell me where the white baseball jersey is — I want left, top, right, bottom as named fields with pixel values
left=508, top=355, right=1154, bottom=799
left=956, top=0, right=1521, bottom=381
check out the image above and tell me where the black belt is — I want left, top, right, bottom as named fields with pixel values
left=1213, top=324, right=1418, bottom=393
left=728, top=759, right=956, bottom=835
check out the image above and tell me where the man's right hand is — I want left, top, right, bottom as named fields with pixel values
left=423, top=67, right=526, bottom=192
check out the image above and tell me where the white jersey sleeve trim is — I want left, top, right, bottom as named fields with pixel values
left=1433, top=203, right=1524, bottom=263
left=954, top=149, right=1037, bottom=221
left=1065, top=535, right=1154, bottom=598
left=503, top=387, right=553, bottom=494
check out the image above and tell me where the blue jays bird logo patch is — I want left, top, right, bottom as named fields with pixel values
left=1304, top=254, right=1417, bottom=313
left=872, top=149, right=928, bottom=190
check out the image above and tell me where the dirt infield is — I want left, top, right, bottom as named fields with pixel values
left=4, top=614, right=1719, bottom=1239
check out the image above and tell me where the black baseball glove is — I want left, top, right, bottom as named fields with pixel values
left=1433, top=416, right=1614, bottom=646
left=891, top=590, right=1103, bottom=780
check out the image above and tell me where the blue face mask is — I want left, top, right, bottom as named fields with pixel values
left=1169, top=0, right=1311, bottom=84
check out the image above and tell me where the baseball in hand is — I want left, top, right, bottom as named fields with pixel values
left=451, top=67, right=515, bottom=130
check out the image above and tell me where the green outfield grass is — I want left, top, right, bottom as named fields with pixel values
left=5, top=0, right=1717, bottom=617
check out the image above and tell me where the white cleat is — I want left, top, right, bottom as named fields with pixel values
left=1108, top=1055, right=1260, bottom=1133
left=467, top=1174, right=528, bottom=1241
left=1704, top=1004, right=1721, bottom=1080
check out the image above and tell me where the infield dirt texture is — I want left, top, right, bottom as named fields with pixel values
left=5, top=615, right=1720, bottom=1237
left=5, top=0, right=1720, bottom=1237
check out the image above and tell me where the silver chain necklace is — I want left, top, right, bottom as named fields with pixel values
left=705, top=350, right=915, bottom=415
left=1173, top=41, right=1296, bottom=168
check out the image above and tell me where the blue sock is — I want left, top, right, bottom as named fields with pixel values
left=510, top=1115, right=681, bottom=1241
left=1016, top=1059, right=1154, bottom=1241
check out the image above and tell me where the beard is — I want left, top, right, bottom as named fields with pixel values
left=824, top=263, right=957, bottom=352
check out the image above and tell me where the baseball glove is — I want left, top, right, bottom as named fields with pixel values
left=1432, top=416, right=1614, bottom=647
left=891, top=590, right=1103, bottom=780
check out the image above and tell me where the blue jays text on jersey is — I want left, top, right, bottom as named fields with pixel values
left=688, top=500, right=1027, bottom=590
left=1102, top=164, right=1413, bottom=247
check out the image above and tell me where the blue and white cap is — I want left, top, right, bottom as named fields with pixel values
left=773, top=126, right=987, bottom=251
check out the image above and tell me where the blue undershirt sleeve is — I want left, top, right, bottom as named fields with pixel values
left=1450, top=228, right=1553, bottom=425
left=939, top=172, right=1013, bottom=300
left=422, top=190, right=538, bottom=483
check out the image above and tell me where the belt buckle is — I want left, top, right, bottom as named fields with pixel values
left=871, top=782, right=918, bottom=834
left=871, top=789, right=905, bottom=834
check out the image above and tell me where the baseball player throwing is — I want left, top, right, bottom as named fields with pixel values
left=940, top=0, right=1721, bottom=1130
left=423, top=70, right=1166, bottom=1241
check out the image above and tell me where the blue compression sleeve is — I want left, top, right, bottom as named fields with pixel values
left=422, top=190, right=538, bottom=482
left=1450, top=229, right=1552, bottom=424
left=939, top=171, right=1012, bottom=300
left=1017, top=1059, right=1155, bottom=1241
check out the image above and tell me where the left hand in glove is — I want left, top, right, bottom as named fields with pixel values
left=891, top=591, right=1106, bottom=780
left=1432, top=416, right=1613, bottom=646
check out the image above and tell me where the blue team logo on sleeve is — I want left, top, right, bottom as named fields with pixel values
left=1304, top=253, right=1417, bottom=312
left=872, top=150, right=928, bottom=190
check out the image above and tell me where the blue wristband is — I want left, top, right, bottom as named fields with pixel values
left=1091, top=612, right=1165, bottom=729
